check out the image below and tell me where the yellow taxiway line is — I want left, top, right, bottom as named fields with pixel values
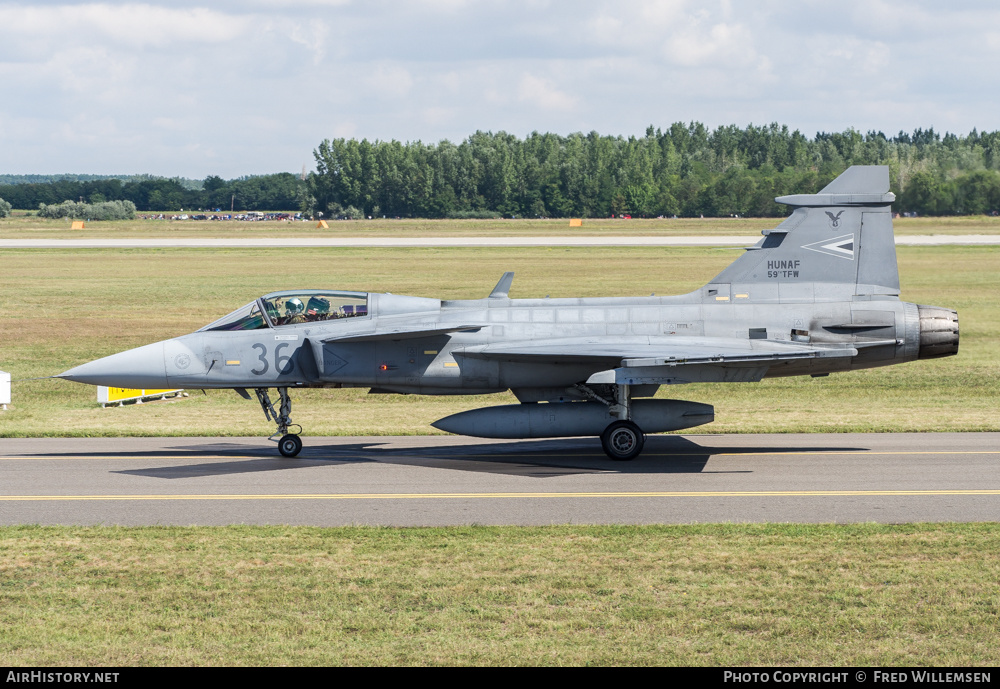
left=2, top=490, right=999, bottom=502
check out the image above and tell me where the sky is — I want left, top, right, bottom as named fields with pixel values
left=1, top=0, right=999, bottom=179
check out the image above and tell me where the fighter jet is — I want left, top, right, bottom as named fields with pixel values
left=59, top=166, right=959, bottom=460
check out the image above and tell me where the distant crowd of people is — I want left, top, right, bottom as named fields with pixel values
left=139, top=212, right=305, bottom=221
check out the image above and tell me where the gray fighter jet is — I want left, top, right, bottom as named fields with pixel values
left=59, top=166, right=959, bottom=460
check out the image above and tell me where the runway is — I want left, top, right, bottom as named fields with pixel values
left=1, top=433, right=997, bottom=526
left=1, top=235, right=998, bottom=248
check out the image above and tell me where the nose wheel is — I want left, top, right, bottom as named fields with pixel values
left=278, top=433, right=303, bottom=458
left=256, top=387, right=303, bottom=457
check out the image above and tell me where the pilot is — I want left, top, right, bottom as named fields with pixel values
left=284, top=298, right=307, bottom=324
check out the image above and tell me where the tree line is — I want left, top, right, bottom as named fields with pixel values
left=0, top=173, right=203, bottom=189
left=0, top=173, right=303, bottom=214
left=307, top=125, right=1000, bottom=218
left=4, top=124, right=1000, bottom=218
left=37, top=200, right=137, bottom=221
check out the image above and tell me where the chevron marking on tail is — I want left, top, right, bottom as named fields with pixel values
left=802, top=234, right=856, bottom=260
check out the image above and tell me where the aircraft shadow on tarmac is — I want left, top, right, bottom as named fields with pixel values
left=112, top=436, right=871, bottom=480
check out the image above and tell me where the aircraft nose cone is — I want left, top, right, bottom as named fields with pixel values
left=58, top=342, right=168, bottom=388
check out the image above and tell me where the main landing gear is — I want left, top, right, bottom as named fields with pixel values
left=576, top=382, right=647, bottom=461
left=255, top=387, right=303, bottom=457
left=601, top=420, right=645, bottom=461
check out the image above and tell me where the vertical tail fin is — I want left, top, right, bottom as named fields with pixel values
left=707, top=166, right=898, bottom=302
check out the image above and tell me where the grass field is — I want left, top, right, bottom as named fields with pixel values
left=0, top=244, right=996, bottom=437
left=2, top=523, right=998, bottom=666
left=2, top=213, right=1000, bottom=239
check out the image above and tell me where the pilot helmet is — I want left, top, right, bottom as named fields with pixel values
left=286, top=298, right=304, bottom=315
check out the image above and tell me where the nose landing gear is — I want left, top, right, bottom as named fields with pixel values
left=277, top=433, right=303, bottom=458
left=255, top=387, right=303, bottom=457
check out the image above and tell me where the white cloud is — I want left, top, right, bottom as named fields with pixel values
left=662, top=20, right=757, bottom=68
left=518, top=74, right=576, bottom=111
left=278, top=17, right=331, bottom=64
left=1, top=1, right=1000, bottom=176
left=368, top=63, right=415, bottom=99
left=420, top=106, right=457, bottom=129
left=0, top=4, right=252, bottom=50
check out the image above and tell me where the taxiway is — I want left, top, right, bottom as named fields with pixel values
left=2, top=433, right=997, bottom=526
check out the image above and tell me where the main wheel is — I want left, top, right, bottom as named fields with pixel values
left=278, top=433, right=303, bottom=458
left=600, top=421, right=645, bottom=461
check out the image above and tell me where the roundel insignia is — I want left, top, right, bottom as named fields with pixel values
left=175, top=353, right=191, bottom=369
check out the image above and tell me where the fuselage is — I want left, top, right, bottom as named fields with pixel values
left=59, top=287, right=958, bottom=401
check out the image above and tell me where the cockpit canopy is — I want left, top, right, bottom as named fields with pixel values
left=199, top=290, right=369, bottom=331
